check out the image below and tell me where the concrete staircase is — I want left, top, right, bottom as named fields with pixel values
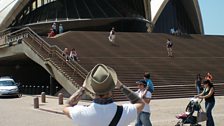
left=2, top=28, right=224, bottom=101
left=1, top=28, right=92, bottom=99
left=44, top=31, right=224, bottom=100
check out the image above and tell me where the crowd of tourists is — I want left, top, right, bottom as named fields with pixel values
left=63, top=63, right=155, bottom=126
left=48, top=22, right=64, bottom=38
left=62, top=62, right=215, bottom=126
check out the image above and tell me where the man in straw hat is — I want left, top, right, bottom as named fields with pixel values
left=63, top=64, right=145, bottom=126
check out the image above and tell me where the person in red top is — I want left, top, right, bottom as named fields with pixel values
left=47, top=28, right=56, bottom=38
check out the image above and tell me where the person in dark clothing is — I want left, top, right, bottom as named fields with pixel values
left=166, top=39, right=173, bottom=57
left=195, top=80, right=215, bottom=126
left=195, top=74, right=202, bottom=94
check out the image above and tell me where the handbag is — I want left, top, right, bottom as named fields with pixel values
left=197, top=111, right=207, bottom=122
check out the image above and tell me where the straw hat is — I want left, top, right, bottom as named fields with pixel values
left=83, top=64, right=117, bottom=95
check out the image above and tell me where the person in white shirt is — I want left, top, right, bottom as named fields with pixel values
left=63, top=64, right=145, bottom=126
left=52, top=22, right=57, bottom=34
left=170, top=27, right=175, bottom=35
left=108, top=27, right=116, bottom=46
left=135, top=79, right=152, bottom=126
left=62, top=47, right=70, bottom=61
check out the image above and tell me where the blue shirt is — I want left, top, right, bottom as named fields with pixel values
left=59, top=26, right=63, bottom=34
left=146, top=79, right=154, bottom=93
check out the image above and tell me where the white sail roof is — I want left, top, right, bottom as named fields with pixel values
left=0, top=0, right=17, bottom=25
left=151, top=0, right=165, bottom=21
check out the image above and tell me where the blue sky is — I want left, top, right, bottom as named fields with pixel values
left=198, top=0, right=224, bottom=35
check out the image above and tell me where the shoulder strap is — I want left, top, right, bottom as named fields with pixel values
left=109, top=105, right=123, bottom=126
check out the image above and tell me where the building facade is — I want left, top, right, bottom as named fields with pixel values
left=0, top=0, right=203, bottom=34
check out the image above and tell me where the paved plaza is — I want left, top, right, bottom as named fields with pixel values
left=0, top=95, right=223, bottom=126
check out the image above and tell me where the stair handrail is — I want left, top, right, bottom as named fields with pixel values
left=50, top=45, right=88, bottom=78
left=27, top=27, right=89, bottom=78
left=5, top=27, right=89, bottom=85
left=31, top=28, right=88, bottom=77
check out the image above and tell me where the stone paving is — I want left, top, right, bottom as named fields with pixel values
left=0, top=95, right=223, bottom=126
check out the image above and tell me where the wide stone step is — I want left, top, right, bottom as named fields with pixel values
left=42, top=31, right=224, bottom=101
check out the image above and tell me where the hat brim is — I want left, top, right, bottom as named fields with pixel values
left=83, top=64, right=117, bottom=95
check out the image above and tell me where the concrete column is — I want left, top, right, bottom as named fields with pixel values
left=143, top=0, right=151, bottom=21
left=35, top=0, right=38, bottom=9
left=41, top=0, right=44, bottom=5
left=49, top=75, right=55, bottom=96
left=143, top=0, right=152, bottom=32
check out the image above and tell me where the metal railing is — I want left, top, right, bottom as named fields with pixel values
left=3, top=27, right=89, bottom=90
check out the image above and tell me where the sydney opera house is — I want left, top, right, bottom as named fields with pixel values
left=1, top=0, right=203, bottom=34
left=1, top=0, right=224, bottom=99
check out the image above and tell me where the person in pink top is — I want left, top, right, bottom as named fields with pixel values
left=69, top=48, right=79, bottom=61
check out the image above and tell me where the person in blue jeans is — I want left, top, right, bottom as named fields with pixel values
left=195, top=80, right=215, bottom=126
left=144, top=72, right=154, bottom=93
left=135, top=80, right=152, bottom=126
left=195, top=74, right=202, bottom=94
